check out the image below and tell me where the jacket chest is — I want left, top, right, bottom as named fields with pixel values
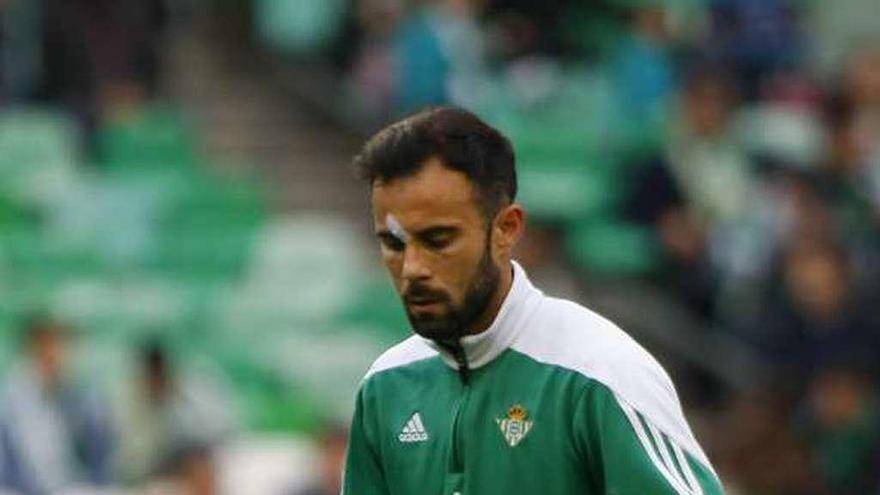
left=376, top=367, right=587, bottom=495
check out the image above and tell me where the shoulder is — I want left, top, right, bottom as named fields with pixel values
left=513, top=296, right=712, bottom=467
left=362, top=335, right=439, bottom=382
left=513, top=296, right=674, bottom=397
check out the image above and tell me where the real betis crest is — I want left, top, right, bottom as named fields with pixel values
left=495, top=404, right=533, bottom=447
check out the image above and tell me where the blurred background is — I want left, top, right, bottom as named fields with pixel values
left=1, top=0, right=879, bottom=493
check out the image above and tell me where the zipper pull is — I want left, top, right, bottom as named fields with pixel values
left=453, top=346, right=470, bottom=385
left=439, top=339, right=471, bottom=385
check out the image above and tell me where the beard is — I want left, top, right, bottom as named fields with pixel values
left=403, top=243, right=501, bottom=343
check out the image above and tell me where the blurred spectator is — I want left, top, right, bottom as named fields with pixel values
left=798, top=362, right=880, bottom=494
left=839, top=47, right=880, bottom=217
left=0, top=0, right=44, bottom=101
left=707, top=0, right=802, bottom=100
left=626, top=66, right=753, bottom=316
left=609, top=2, right=675, bottom=136
left=807, top=0, right=880, bottom=79
left=766, top=170, right=836, bottom=253
left=143, top=444, right=217, bottom=495
left=741, top=237, right=880, bottom=386
left=41, top=0, right=169, bottom=97
left=715, top=389, right=820, bottom=495
left=486, top=0, right=571, bottom=57
left=0, top=318, right=115, bottom=494
left=39, top=0, right=168, bottom=139
left=3, top=1, right=880, bottom=493
left=289, top=424, right=348, bottom=495
left=667, top=66, right=755, bottom=228
left=802, top=50, right=880, bottom=246
left=346, top=0, right=404, bottom=123
left=113, top=342, right=237, bottom=484
left=514, top=224, right=582, bottom=301
left=172, top=446, right=217, bottom=495
left=393, top=0, right=487, bottom=114
left=815, top=92, right=880, bottom=254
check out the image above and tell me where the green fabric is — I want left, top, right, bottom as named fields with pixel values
left=344, top=348, right=722, bottom=494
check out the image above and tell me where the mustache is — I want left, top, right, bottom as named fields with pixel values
left=403, top=284, right=450, bottom=303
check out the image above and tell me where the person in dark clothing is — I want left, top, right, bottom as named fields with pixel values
left=750, top=237, right=880, bottom=386
left=38, top=0, right=169, bottom=142
left=290, top=425, right=348, bottom=495
left=0, top=318, right=115, bottom=494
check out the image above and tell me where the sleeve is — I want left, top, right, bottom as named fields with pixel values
left=342, top=384, right=389, bottom=495
left=575, top=382, right=724, bottom=495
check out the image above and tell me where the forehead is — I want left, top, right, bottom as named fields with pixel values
left=371, top=157, right=482, bottom=228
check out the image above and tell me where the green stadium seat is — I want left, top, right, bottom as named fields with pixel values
left=336, top=277, right=409, bottom=342
left=565, top=220, right=660, bottom=277
left=0, top=107, right=79, bottom=209
left=254, top=0, right=347, bottom=54
left=0, top=193, right=39, bottom=229
left=94, top=105, right=201, bottom=172
left=517, top=166, right=617, bottom=223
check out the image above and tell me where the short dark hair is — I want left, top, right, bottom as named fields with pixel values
left=20, top=315, right=65, bottom=347
left=355, top=106, right=517, bottom=219
left=140, top=340, right=170, bottom=377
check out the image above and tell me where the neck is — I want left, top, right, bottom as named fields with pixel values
left=466, top=261, right=514, bottom=336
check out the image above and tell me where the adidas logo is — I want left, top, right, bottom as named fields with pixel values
left=398, top=412, right=429, bottom=443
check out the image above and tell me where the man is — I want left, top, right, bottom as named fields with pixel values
left=344, top=107, right=724, bottom=494
left=0, top=318, right=114, bottom=494
left=290, top=424, right=348, bottom=495
left=114, top=341, right=237, bottom=483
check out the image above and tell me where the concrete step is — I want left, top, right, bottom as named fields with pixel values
left=163, top=18, right=363, bottom=214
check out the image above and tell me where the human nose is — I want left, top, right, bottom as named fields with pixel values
left=401, top=243, right=431, bottom=282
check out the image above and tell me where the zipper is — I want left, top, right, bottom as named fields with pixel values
left=448, top=380, right=470, bottom=473
left=440, top=339, right=471, bottom=385
left=440, top=340, right=471, bottom=475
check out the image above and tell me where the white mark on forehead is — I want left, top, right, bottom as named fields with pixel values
left=386, top=214, right=412, bottom=244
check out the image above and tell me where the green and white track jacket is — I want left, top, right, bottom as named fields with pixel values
left=343, top=262, right=724, bottom=495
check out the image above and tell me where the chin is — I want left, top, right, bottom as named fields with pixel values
left=409, top=317, right=459, bottom=341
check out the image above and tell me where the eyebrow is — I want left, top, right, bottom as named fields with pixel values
left=375, top=225, right=460, bottom=239
left=416, top=226, right=459, bottom=239
left=376, top=231, right=401, bottom=242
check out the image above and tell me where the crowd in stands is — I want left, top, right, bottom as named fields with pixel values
left=1, top=1, right=338, bottom=493
left=0, top=318, right=235, bottom=494
left=321, top=0, right=880, bottom=493
left=0, top=0, right=170, bottom=146
left=3, top=0, right=880, bottom=493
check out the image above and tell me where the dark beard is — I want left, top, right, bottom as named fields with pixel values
left=405, top=244, right=500, bottom=342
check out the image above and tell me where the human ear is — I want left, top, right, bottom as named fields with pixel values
left=493, top=204, right=525, bottom=255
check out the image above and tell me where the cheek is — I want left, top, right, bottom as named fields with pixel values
left=380, top=246, right=399, bottom=265
left=437, top=245, right=484, bottom=300
left=381, top=249, right=403, bottom=277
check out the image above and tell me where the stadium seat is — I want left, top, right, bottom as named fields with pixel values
left=254, top=0, right=347, bottom=54
left=517, top=166, right=617, bottom=223
left=565, top=220, right=661, bottom=277
left=0, top=107, right=80, bottom=209
left=94, top=104, right=201, bottom=173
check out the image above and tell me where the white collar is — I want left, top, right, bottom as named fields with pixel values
left=422, top=260, right=543, bottom=370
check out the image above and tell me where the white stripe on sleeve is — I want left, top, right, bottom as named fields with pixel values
left=617, top=396, right=694, bottom=495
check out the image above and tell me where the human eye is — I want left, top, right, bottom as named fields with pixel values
left=378, top=233, right=405, bottom=252
left=423, top=230, right=455, bottom=251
